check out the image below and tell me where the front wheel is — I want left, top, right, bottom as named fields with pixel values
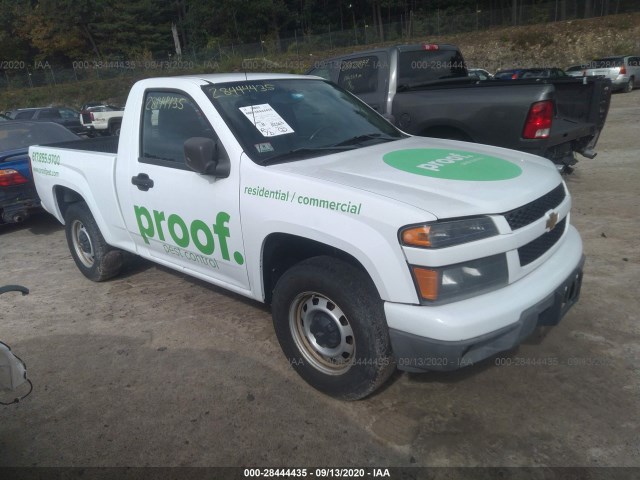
left=65, top=202, right=124, bottom=282
left=272, top=256, right=395, bottom=400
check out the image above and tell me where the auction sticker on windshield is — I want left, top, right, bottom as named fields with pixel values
left=383, top=149, right=522, bottom=181
left=239, top=104, right=294, bottom=137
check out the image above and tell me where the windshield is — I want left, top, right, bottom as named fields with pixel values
left=202, top=79, right=403, bottom=164
left=398, top=50, right=467, bottom=86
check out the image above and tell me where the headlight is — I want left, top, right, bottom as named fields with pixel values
left=400, top=216, right=498, bottom=249
left=411, top=254, right=508, bottom=303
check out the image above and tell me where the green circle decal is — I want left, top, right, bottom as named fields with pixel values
left=383, top=148, right=522, bottom=181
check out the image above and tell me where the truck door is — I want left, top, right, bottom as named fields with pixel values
left=119, top=89, right=250, bottom=291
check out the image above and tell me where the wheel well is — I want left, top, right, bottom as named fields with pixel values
left=262, top=233, right=369, bottom=304
left=421, top=125, right=473, bottom=142
left=54, top=186, right=85, bottom=220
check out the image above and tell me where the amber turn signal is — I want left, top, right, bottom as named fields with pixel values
left=402, top=226, right=431, bottom=247
left=412, top=267, right=439, bottom=301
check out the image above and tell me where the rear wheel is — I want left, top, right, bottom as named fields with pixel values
left=110, top=122, right=121, bottom=136
left=65, top=202, right=124, bottom=282
left=272, top=256, right=395, bottom=400
left=624, top=77, right=634, bottom=93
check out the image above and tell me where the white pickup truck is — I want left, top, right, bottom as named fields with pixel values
left=79, top=105, right=124, bottom=136
left=30, top=73, right=584, bottom=399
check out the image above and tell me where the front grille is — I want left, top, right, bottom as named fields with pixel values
left=518, top=218, right=567, bottom=266
left=503, top=184, right=566, bottom=230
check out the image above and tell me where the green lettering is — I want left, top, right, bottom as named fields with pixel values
left=168, top=214, right=189, bottom=247
left=153, top=209, right=166, bottom=241
left=134, top=205, right=154, bottom=244
left=213, top=211, right=231, bottom=261
left=191, top=220, right=215, bottom=255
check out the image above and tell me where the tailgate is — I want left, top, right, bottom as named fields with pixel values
left=551, top=76, right=612, bottom=151
left=552, top=77, right=611, bottom=130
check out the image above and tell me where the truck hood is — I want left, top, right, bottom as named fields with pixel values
left=272, top=137, right=562, bottom=219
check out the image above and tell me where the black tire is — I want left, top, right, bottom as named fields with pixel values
left=624, top=77, right=634, bottom=93
left=64, top=202, right=124, bottom=282
left=272, top=256, right=395, bottom=400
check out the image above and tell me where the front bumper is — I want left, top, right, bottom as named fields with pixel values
left=385, top=225, right=584, bottom=372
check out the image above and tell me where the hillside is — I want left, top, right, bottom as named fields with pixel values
left=1, top=12, right=639, bottom=111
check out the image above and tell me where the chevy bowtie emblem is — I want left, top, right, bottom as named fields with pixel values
left=546, top=212, right=559, bottom=231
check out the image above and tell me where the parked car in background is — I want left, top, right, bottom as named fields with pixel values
left=584, top=56, right=640, bottom=93
left=493, top=68, right=527, bottom=79
left=80, top=104, right=124, bottom=136
left=494, top=68, right=568, bottom=80
left=0, top=121, right=79, bottom=224
left=566, top=64, right=587, bottom=77
left=5, top=107, right=84, bottom=134
left=468, top=68, right=493, bottom=80
left=521, top=68, right=568, bottom=79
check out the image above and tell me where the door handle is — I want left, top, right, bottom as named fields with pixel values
left=131, top=173, right=154, bottom=191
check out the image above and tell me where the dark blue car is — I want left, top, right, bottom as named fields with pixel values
left=0, top=121, right=78, bottom=224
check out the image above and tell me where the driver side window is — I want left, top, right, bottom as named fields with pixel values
left=141, top=91, right=216, bottom=169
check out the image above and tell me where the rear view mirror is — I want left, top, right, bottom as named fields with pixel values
left=184, top=137, right=230, bottom=178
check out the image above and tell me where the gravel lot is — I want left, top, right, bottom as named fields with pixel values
left=0, top=90, right=638, bottom=470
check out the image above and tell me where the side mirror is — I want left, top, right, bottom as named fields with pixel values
left=184, top=137, right=230, bottom=178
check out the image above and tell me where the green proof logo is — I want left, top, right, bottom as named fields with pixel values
left=383, top=148, right=522, bottom=181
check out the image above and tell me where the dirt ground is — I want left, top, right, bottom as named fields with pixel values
left=0, top=91, right=638, bottom=470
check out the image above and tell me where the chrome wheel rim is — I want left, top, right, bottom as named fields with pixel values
left=71, top=219, right=94, bottom=268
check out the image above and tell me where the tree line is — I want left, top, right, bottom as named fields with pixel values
left=0, top=0, right=630, bottom=66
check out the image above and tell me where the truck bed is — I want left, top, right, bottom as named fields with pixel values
left=393, top=76, right=611, bottom=163
left=47, top=135, right=119, bottom=154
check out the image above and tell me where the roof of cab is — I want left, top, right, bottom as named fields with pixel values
left=134, top=72, right=309, bottom=87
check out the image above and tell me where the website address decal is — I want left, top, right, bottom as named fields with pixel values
left=32, top=167, right=59, bottom=177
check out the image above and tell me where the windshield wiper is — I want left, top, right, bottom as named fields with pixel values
left=261, top=146, right=357, bottom=165
left=333, top=133, right=398, bottom=147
